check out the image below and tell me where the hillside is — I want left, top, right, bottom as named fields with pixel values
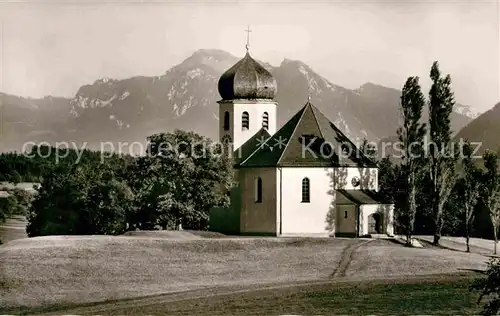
left=0, top=49, right=478, bottom=152
left=0, top=236, right=486, bottom=313
left=455, top=102, right=500, bottom=154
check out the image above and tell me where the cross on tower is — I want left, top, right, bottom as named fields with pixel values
left=245, top=26, right=252, bottom=51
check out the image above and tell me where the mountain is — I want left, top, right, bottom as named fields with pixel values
left=0, top=49, right=479, bottom=153
left=0, top=93, right=72, bottom=152
left=455, top=102, right=500, bottom=154
left=355, top=82, right=478, bottom=139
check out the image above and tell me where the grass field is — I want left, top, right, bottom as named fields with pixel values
left=0, top=233, right=489, bottom=315
left=33, top=273, right=482, bottom=315
left=0, top=235, right=354, bottom=312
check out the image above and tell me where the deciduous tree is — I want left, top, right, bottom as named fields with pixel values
left=427, top=61, right=457, bottom=245
left=483, top=150, right=500, bottom=254
left=397, top=76, right=427, bottom=245
left=131, top=130, right=234, bottom=230
left=459, top=140, right=484, bottom=252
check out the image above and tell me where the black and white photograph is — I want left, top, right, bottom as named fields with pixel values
left=0, top=0, right=499, bottom=314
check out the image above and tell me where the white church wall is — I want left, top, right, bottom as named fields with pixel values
left=218, top=101, right=277, bottom=150
left=359, top=204, right=394, bottom=236
left=240, top=167, right=277, bottom=235
left=278, top=167, right=334, bottom=236
left=333, top=167, right=378, bottom=191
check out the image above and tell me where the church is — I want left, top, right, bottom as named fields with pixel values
left=209, top=46, right=394, bottom=238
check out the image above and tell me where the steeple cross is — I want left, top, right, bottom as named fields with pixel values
left=245, top=25, right=252, bottom=51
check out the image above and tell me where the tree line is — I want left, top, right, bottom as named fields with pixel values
left=0, top=130, right=233, bottom=238
left=373, top=61, right=500, bottom=253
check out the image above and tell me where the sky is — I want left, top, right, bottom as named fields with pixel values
left=0, top=0, right=499, bottom=112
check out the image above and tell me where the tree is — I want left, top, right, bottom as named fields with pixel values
left=8, top=170, right=22, bottom=186
left=0, top=195, right=17, bottom=222
left=472, top=257, right=500, bottom=315
left=360, top=138, right=377, bottom=160
left=378, top=156, right=408, bottom=235
left=131, top=130, right=234, bottom=230
left=483, top=150, right=500, bottom=254
left=427, top=61, right=458, bottom=245
left=459, top=140, right=484, bottom=252
left=397, top=76, right=427, bottom=245
left=27, top=159, right=133, bottom=237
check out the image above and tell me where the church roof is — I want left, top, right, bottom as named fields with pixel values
left=233, top=127, right=272, bottom=165
left=218, top=52, right=277, bottom=101
left=237, top=101, right=377, bottom=168
left=337, top=189, right=392, bottom=205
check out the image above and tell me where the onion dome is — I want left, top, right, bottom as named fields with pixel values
left=218, top=52, right=277, bottom=100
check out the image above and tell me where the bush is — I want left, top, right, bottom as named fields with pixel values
left=472, top=257, right=500, bottom=315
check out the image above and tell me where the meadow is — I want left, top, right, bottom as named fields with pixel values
left=0, top=230, right=488, bottom=315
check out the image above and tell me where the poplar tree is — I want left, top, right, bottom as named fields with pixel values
left=397, top=76, right=426, bottom=245
left=427, top=61, right=457, bottom=245
left=460, top=140, right=483, bottom=252
left=483, top=150, right=500, bottom=254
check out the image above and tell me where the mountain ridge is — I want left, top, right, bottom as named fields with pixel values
left=0, top=49, right=481, bottom=153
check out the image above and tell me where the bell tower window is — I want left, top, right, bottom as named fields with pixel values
left=262, top=112, right=269, bottom=130
left=223, top=111, right=230, bottom=131
left=242, top=111, right=249, bottom=131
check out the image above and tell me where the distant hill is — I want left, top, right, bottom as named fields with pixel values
left=455, top=102, right=500, bottom=154
left=0, top=49, right=479, bottom=153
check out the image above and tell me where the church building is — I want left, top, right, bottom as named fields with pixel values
left=209, top=46, right=394, bottom=238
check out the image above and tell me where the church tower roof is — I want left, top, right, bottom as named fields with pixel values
left=237, top=101, right=377, bottom=168
left=217, top=52, right=277, bottom=101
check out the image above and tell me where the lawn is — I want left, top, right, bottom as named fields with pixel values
left=346, top=239, right=487, bottom=277
left=26, top=273, right=485, bottom=315
left=0, top=235, right=490, bottom=315
left=128, top=273, right=483, bottom=316
left=0, top=235, right=354, bottom=312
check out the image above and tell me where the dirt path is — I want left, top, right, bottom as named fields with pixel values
left=330, top=239, right=373, bottom=277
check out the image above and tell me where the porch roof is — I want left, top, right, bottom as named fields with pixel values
left=337, top=189, right=391, bottom=205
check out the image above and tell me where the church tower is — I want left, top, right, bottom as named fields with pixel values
left=217, top=29, right=278, bottom=152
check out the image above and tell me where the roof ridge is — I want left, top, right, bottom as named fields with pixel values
left=234, top=127, right=268, bottom=154
left=308, top=101, right=327, bottom=140
left=239, top=129, right=274, bottom=166
left=276, top=102, right=311, bottom=166
left=310, top=103, right=376, bottom=167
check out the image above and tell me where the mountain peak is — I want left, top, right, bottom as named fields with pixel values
left=190, top=49, right=236, bottom=60
left=94, top=77, right=116, bottom=85
left=280, top=58, right=307, bottom=67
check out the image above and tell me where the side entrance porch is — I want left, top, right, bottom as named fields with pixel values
left=335, top=189, right=394, bottom=237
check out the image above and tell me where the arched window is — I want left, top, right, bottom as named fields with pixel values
left=301, top=177, right=310, bottom=203
left=255, top=177, right=263, bottom=203
left=223, top=111, right=230, bottom=131
left=242, top=111, right=249, bottom=131
left=262, top=112, right=269, bottom=130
